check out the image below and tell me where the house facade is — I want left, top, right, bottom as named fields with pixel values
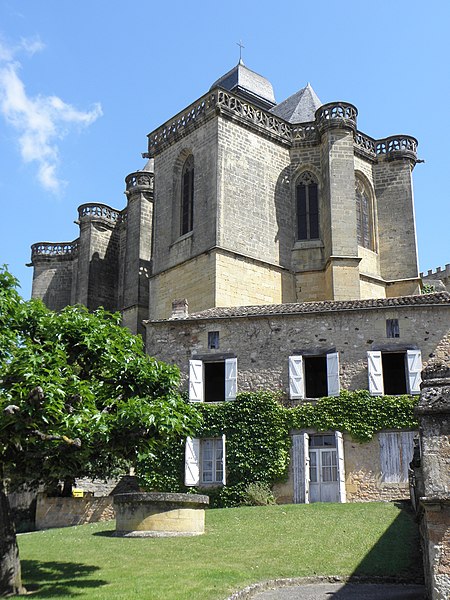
left=29, top=60, right=450, bottom=504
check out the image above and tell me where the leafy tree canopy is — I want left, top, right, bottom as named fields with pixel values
left=0, top=266, right=200, bottom=595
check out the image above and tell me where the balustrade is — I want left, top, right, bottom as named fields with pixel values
left=125, top=172, right=154, bottom=191
left=31, top=240, right=79, bottom=259
left=78, top=203, right=122, bottom=223
left=376, top=135, right=418, bottom=159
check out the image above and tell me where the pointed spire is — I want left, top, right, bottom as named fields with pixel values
left=270, top=84, right=322, bottom=123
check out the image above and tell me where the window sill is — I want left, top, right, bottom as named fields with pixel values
left=170, top=230, right=193, bottom=248
left=293, top=240, right=324, bottom=250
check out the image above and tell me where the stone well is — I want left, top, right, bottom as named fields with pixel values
left=113, top=492, right=209, bottom=537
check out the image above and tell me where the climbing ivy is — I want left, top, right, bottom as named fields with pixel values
left=137, top=390, right=418, bottom=507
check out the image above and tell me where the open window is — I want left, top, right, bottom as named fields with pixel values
left=189, top=358, right=237, bottom=402
left=367, top=350, right=422, bottom=395
left=185, top=435, right=226, bottom=486
left=289, top=352, right=340, bottom=399
left=379, top=431, right=415, bottom=482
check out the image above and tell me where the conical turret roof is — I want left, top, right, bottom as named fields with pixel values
left=210, top=60, right=276, bottom=110
left=270, top=83, right=322, bottom=124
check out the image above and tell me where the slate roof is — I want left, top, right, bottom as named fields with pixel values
left=210, top=60, right=276, bottom=110
left=269, top=83, right=322, bottom=124
left=148, top=292, right=450, bottom=323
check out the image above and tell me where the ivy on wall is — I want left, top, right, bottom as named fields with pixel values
left=137, top=390, right=418, bottom=507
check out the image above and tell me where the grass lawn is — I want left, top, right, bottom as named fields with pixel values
left=18, top=502, right=421, bottom=600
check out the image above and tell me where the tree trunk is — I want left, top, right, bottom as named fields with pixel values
left=0, top=479, right=25, bottom=596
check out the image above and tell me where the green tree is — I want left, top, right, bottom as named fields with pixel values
left=0, top=267, right=200, bottom=596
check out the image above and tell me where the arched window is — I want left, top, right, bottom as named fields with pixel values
left=296, top=172, right=319, bottom=240
left=181, top=155, right=194, bottom=235
left=355, top=178, right=374, bottom=250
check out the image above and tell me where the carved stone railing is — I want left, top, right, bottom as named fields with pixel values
left=31, top=240, right=79, bottom=261
left=216, top=90, right=292, bottom=144
left=315, top=102, right=358, bottom=133
left=290, top=122, right=319, bottom=144
left=78, top=203, right=123, bottom=224
left=125, top=171, right=154, bottom=192
left=146, top=92, right=217, bottom=156
left=376, top=135, right=418, bottom=161
left=354, top=131, right=377, bottom=157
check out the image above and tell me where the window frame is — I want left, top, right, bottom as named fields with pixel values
left=180, top=155, right=194, bottom=236
left=296, top=171, right=320, bottom=241
left=379, top=431, right=415, bottom=483
left=355, top=177, right=375, bottom=251
left=367, top=349, right=422, bottom=396
left=188, top=357, right=237, bottom=402
left=289, top=352, right=340, bottom=400
left=185, top=435, right=226, bottom=487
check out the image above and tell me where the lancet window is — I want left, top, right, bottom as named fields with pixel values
left=355, top=178, right=374, bottom=250
left=296, top=172, right=319, bottom=240
left=181, top=155, right=194, bottom=235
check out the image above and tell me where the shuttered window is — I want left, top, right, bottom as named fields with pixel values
left=367, top=350, right=422, bottom=396
left=379, top=431, right=415, bottom=483
left=185, top=436, right=226, bottom=486
left=289, top=352, right=340, bottom=399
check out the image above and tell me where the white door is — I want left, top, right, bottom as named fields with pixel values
left=309, top=448, right=339, bottom=502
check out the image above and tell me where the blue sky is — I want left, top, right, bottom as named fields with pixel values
left=0, top=1, right=448, bottom=299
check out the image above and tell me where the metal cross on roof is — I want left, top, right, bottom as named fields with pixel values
left=236, top=39, right=245, bottom=62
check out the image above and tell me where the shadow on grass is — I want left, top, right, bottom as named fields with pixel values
left=21, top=560, right=108, bottom=597
left=92, top=529, right=118, bottom=538
left=351, top=502, right=423, bottom=580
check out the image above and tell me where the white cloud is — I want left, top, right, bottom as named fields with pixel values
left=0, top=36, right=102, bottom=194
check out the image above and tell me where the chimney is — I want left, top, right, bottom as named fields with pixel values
left=171, top=298, right=188, bottom=319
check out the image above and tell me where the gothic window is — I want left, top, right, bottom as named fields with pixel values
left=356, top=178, right=374, bottom=250
left=296, top=172, right=319, bottom=241
left=181, top=155, right=194, bottom=235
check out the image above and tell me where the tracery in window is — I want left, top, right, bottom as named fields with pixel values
left=296, top=171, right=319, bottom=241
left=355, top=178, right=374, bottom=250
left=181, top=155, right=194, bottom=235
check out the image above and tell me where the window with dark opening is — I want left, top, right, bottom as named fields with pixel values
left=181, top=155, right=194, bottom=235
left=204, top=362, right=225, bottom=402
left=381, top=352, right=407, bottom=395
left=304, top=355, right=328, bottom=398
left=296, top=171, right=319, bottom=241
left=386, top=319, right=400, bottom=338
left=208, top=331, right=220, bottom=349
left=356, top=178, right=374, bottom=250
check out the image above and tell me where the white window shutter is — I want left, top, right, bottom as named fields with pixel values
left=326, top=352, right=340, bottom=397
left=189, top=360, right=203, bottom=402
left=379, top=432, right=401, bottom=483
left=367, top=351, right=384, bottom=396
left=406, top=350, right=422, bottom=395
left=289, top=355, right=305, bottom=399
left=221, top=434, right=227, bottom=485
left=335, top=431, right=346, bottom=503
left=292, top=432, right=310, bottom=504
left=400, top=431, right=415, bottom=482
left=184, top=437, right=200, bottom=486
left=225, top=358, right=237, bottom=401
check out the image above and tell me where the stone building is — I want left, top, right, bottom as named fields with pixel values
left=30, top=60, right=450, bottom=504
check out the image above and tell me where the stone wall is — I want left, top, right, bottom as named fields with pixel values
left=146, top=300, right=450, bottom=399
left=273, top=432, right=415, bottom=503
left=412, top=363, right=450, bottom=600
left=35, top=494, right=114, bottom=530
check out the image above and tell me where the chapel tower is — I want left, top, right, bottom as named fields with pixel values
left=30, top=60, right=421, bottom=325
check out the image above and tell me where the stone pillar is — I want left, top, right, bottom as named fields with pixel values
left=414, top=362, right=450, bottom=600
left=316, top=102, right=361, bottom=300
left=121, top=167, right=154, bottom=336
left=373, top=136, right=421, bottom=296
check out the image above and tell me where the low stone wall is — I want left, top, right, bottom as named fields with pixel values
left=35, top=493, right=114, bottom=530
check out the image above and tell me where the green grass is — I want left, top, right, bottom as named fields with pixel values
left=18, top=502, right=421, bottom=600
